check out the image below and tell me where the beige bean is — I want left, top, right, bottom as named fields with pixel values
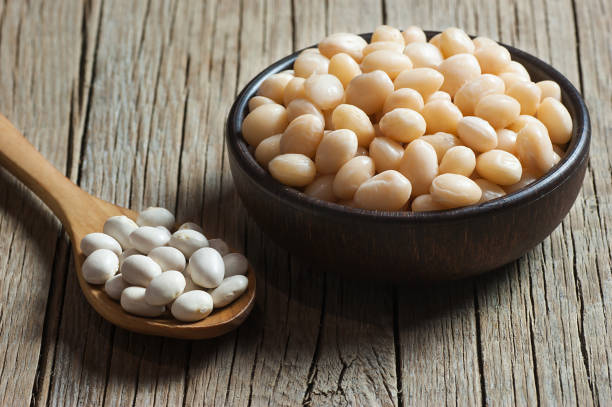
left=294, top=50, right=329, bottom=78
left=371, top=25, right=405, bottom=45
left=496, top=129, right=518, bottom=154
left=402, top=26, right=426, bottom=44
left=328, top=53, right=362, bottom=87
left=421, top=100, right=463, bottom=134
left=536, top=97, right=573, bottom=144
left=304, top=74, right=344, bottom=110
left=398, top=139, right=438, bottom=196
left=516, top=122, right=555, bottom=175
left=421, top=132, right=463, bottom=162
left=439, top=146, right=476, bottom=177
left=363, top=41, right=404, bottom=56
left=536, top=80, right=561, bottom=102
left=504, top=168, right=538, bottom=194
left=285, top=98, right=325, bottom=124
left=403, top=42, right=444, bottom=68
left=393, top=68, right=443, bottom=99
left=429, top=33, right=442, bottom=48
left=331, top=104, right=376, bottom=147
left=318, top=32, right=368, bottom=62
left=254, top=134, right=281, bottom=168
left=383, top=88, right=424, bottom=115
left=473, top=178, right=506, bottom=203
left=430, top=173, right=482, bottom=208
left=473, top=36, right=498, bottom=50
left=280, top=114, right=324, bottom=158
left=456, top=116, right=498, bottom=152
left=304, top=175, right=337, bottom=202
left=242, top=103, right=288, bottom=147
left=257, top=73, right=293, bottom=104
left=315, top=129, right=359, bottom=174
left=440, top=27, right=475, bottom=57
left=474, top=94, right=521, bottom=129
left=476, top=149, right=522, bottom=185
left=379, top=108, right=426, bottom=143
left=354, top=170, right=412, bottom=211
left=356, top=146, right=369, bottom=156
left=332, top=156, right=375, bottom=200
left=504, top=61, right=531, bottom=81
left=507, top=114, right=547, bottom=134
left=345, top=70, right=394, bottom=115
left=369, top=137, right=404, bottom=172
left=474, top=44, right=511, bottom=74
left=506, top=81, right=541, bottom=115
left=425, top=91, right=451, bottom=103
left=454, top=74, right=506, bottom=115
left=411, top=194, right=447, bottom=212
left=283, top=77, right=306, bottom=105
left=437, top=53, right=481, bottom=97
left=268, top=154, right=316, bottom=187
left=361, top=50, right=413, bottom=80
left=248, top=95, right=275, bottom=111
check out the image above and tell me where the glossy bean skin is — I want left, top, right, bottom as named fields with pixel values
left=473, top=36, right=498, bottom=50
left=189, top=247, right=225, bottom=289
left=353, top=170, right=412, bottom=211
left=315, top=129, right=359, bottom=174
left=329, top=53, right=362, bottom=87
left=429, top=33, right=442, bottom=48
left=403, top=42, right=443, bottom=68
left=304, top=175, right=337, bottom=202
left=283, top=77, right=306, bottom=105
left=145, top=270, right=186, bottom=306
left=169, top=229, right=209, bottom=258
left=476, top=149, right=523, bottom=185
left=536, top=97, right=573, bottom=144
left=81, top=232, right=122, bottom=257
left=82, top=249, right=119, bottom=284
left=254, top=134, right=281, bottom=169
left=363, top=41, right=404, bottom=56
left=137, top=207, right=175, bottom=229
left=104, top=274, right=128, bottom=300
left=504, top=61, right=531, bottom=81
left=421, top=132, right=463, bottom=162
left=242, top=103, right=288, bottom=147
left=318, top=32, right=368, bottom=62
left=495, top=129, right=518, bottom=154
left=437, top=53, right=481, bottom=97
left=361, top=50, right=413, bottom=80
left=371, top=25, right=405, bottom=45
left=369, top=137, right=404, bottom=172
left=248, top=95, right=275, bottom=111
left=421, top=100, right=463, bottom=134
left=210, top=275, right=249, bottom=308
left=402, top=26, right=426, bottom=44
left=474, top=178, right=506, bottom=203
left=440, top=27, right=475, bottom=57
left=425, top=91, right=451, bottom=103
left=398, top=139, right=439, bottom=196
left=121, top=254, right=162, bottom=287
left=280, top=114, right=324, bottom=158
left=103, top=216, right=138, bottom=249
left=332, top=156, right=375, bottom=200
left=506, top=81, right=541, bottom=115
left=345, top=70, right=394, bottom=115
left=121, top=287, right=165, bottom=317
left=474, top=94, right=521, bottom=129
left=498, top=72, right=528, bottom=91
left=285, top=98, right=325, bottom=124
left=304, top=74, right=345, bottom=110
left=294, top=50, right=329, bottom=78
left=439, top=146, right=476, bottom=177
left=383, top=88, right=424, bottom=114
left=454, top=74, right=505, bottom=115
left=331, top=104, right=375, bottom=147
left=411, top=194, right=447, bottom=212
left=430, top=173, right=482, bottom=208
left=129, top=226, right=171, bottom=254
left=257, top=73, right=293, bottom=104
left=393, top=67, right=444, bottom=99
left=171, top=290, right=213, bottom=322
left=474, top=44, right=511, bottom=74
left=536, top=80, right=561, bottom=101
left=148, top=246, right=186, bottom=272
left=456, top=116, right=498, bottom=152
left=507, top=114, right=547, bottom=134
left=268, top=154, right=317, bottom=187
left=379, top=108, right=427, bottom=143
left=516, top=122, right=555, bottom=175
left=504, top=168, right=538, bottom=194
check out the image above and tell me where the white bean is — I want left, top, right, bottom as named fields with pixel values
left=121, top=287, right=165, bottom=317
left=223, top=253, right=249, bottom=277
left=169, top=229, right=209, bottom=258
left=120, top=254, right=162, bottom=287
left=104, top=274, right=128, bottom=300
left=103, top=216, right=138, bottom=249
left=210, top=275, right=249, bottom=308
left=119, top=248, right=140, bottom=266
left=80, top=232, right=122, bottom=256
left=171, top=290, right=214, bottom=322
left=82, top=249, right=119, bottom=284
left=145, top=270, right=186, bottom=306
left=148, top=246, right=186, bottom=272
left=208, top=238, right=230, bottom=257
left=129, top=226, right=171, bottom=253
left=189, top=247, right=225, bottom=288
left=178, top=222, right=204, bottom=234
left=137, top=207, right=175, bottom=230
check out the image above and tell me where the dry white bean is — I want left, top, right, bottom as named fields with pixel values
left=82, top=249, right=119, bottom=284
left=223, top=253, right=249, bottom=277
left=121, top=286, right=165, bottom=317
left=178, top=222, right=204, bottom=234
left=104, top=274, right=128, bottom=300
left=148, top=246, right=186, bottom=272
left=137, top=207, right=175, bottom=230
left=208, top=238, right=230, bottom=257
left=119, top=248, right=140, bottom=267
left=171, top=290, right=213, bottom=322
left=103, top=216, right=138, bottom=249
left=81, top=232, right=122, bottom=257
left=145, top=270, right=186, bottom=306
left=121, top=254, right=162, bottom=287
left=169, top=229, right=209, bottom=258
left=210, top=275, right=249, bottom=308
left=189, top=247, right=225, bottom=288
left=129, top=226, right=171, bottom=253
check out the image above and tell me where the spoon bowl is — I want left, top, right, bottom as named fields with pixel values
left=0, top=114, right=255, bottom=339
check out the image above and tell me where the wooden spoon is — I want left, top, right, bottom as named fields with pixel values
left=0, top=114, right=256, bottom=339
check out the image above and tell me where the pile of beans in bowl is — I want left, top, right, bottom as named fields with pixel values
left=241, top=26, right=572, bottom=211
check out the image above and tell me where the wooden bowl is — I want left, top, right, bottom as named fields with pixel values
left=225, top=32, right=591, bottom=282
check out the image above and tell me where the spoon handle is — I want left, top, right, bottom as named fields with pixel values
left=0, top=113, right=88, bottom=229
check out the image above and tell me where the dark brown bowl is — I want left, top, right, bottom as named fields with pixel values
left=225, top=32, right=591, bottom=282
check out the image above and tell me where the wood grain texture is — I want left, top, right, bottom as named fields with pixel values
left=0, top=0, right=610, bottom=406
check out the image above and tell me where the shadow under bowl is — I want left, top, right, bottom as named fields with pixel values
left=225, top=31, right=591, bottom=282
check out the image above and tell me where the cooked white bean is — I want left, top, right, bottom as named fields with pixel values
left=328, top=53, right=362, bottom=87
left=394, top=68, right=444, bottom=99
left=382, top=88, right=424, bottom=115
left=398, top=139, right=438, bottom=196
left=285, top=98, right=325, bottom=125
left=476, top=150, right=523, bottom=185
left=456, top=116, right=498, bottom=152
left=223, top=253, right=249, bottom=277
left=248, top=95, right=275, bottom=111
left=208, top=238, right=230, bottom=257
left=402, top=26, right=426, bottom=44
left=516, top=122, right=555, bottom=175
left=269, top=153, right=317, bottom=187
left=411, top=194, right=447, bottom=212
left=506, top=81, right=541, bottom=116
left=129, top=226, right=171, bottom=253
left=257, top=73, right=293, bottom=104
left=333, top=156, right=375, bottom=200
left=104, top=274, right=128, bottom=300
left=454, top=74, right=505, bottom=115
left=304, top=175, right=337, bottom=202
left=430, top=173, right=482, bottom=208
left=242, top=103, right=288, bottom=147
left=421, top=100, right=463, bottom=134
left=474, top=94, right=521, bottom=129
left=121, top=254, right=162, bottom=287
left=210, top=275, right=249, bottom=308
left=403, top=42, right=443, bottom=68
left=82, top=249, right=119, bottom=284
left=439, top=146, right=476, bottom=177
left=473, top=36, right=498, bottom=50
left=536, top=80, right=561, bottom=102
left=189, top=247, right=225, bottom=288
left=121, top=286, right=165, bottom=317
left=425, top=91, right=451, bottom=103
left=171, top=290, right=213, bottom=322
left=379, top=108, right=426, bottom=143
left=440, top=27, right=475, bottom=57
left=318, top=32, right=368, bottom=62
left=504, top=61, right=531, bottom=81
left=169, top=229, right=209, bottom=258
left=81, top=232, right=122, bottom=257
left=496, top=129, right=518, bottom=154
left=437, top=53, right=481, bottom=97
left=536, top=97, right=573, bottom=144
left=103, top=216, right=138, bottom=249
left=255, top=134, right=282, bottom=169
left=345, top=70, right=394, bottom=115
left=369, top=137, right=404, bottom=172
left=371, top=25, right=405, bottom=45
left=280, top=114, right=325, bottom=158
left=420, top=132, right=463, bottom=163
left=353, top=170, right=412, bottom=211
left=148, top=246, right=186, bottom=272
left=331, top=104, right=375, bottom=147
left=315, top=129, right=359, bottom=174
left=474, top=178, right=507, bottom=203
left=363, top=41, right=404, bottom=56
left=283, top=77, right=307, bottom=105
left=136, top=207, right=175, bottom=230
left=361, top=50, right=413, bottom=80
left=504, top=168, right=538, bottom=193
left=304, top=74, right=344, bottom=110
left=474, top=44, right=511, bottom=74
left=145, top=270, right=186, bottom=306
left=294, top=50, right=329, bottom=78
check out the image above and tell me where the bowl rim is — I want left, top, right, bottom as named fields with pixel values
left=225, top=31, right=591, bottom=224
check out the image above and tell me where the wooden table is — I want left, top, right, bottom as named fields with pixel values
left=0, top=0, right=610, bottom=405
